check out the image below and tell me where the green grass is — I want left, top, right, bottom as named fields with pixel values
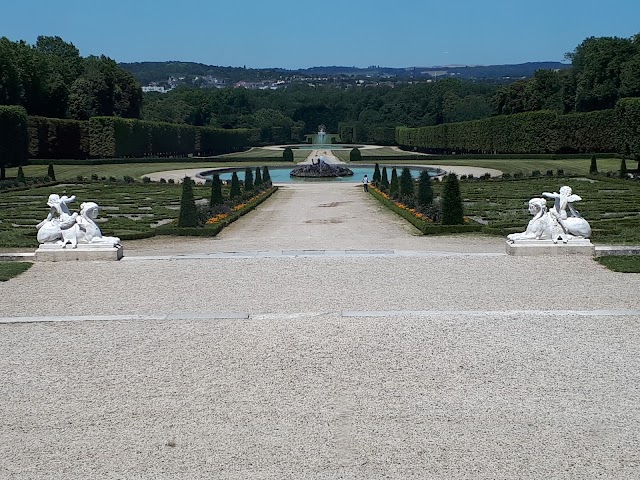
left=596, top=256, right=640, bottom=273
left=0, top=262, right=33, bottom=281
left=6, top=159, right=293, bottom=182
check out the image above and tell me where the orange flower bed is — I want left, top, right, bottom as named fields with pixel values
left=206, top=213, right=229, bottom=225
left=370, top=186, right=434, bottom=223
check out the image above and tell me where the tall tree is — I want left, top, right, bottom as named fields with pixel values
left=416, top=170, right=433, bottom=209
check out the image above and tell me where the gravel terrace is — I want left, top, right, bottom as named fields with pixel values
left=1, top=183, right=639, bottom=479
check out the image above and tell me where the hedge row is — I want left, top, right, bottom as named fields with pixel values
left=368, top=187, right=484, bottom=235
left=616, top=98, right=640, bottom=155
left=9, top=115, right=253, bottom=160
left=340, top=124, right=396, bottom=145
left=0, top=106, right=29, bottom=172
left=396, top=109, right=622, bottom=154
left=88, top=118, right=250, bottom=158
left=28, top=116, right=90, bottom=159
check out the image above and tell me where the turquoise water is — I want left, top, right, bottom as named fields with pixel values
left=203, top=166, right=442, bottom=184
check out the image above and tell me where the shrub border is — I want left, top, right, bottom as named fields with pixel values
left=368, top=186, right=484, bottom=235
left=154, top=186, right=278, bottom=237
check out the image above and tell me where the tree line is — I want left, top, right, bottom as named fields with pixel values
left=0, top=35, right=142, bottom=120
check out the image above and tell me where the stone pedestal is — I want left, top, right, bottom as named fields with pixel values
left=506, top=239, right=594, bottom=256
left=35, top=244, right=123, bottom=262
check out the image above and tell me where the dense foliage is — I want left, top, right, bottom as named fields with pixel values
left=0, top=36, right=142, bottom=120
left=0, top=105, right=28, bottom=179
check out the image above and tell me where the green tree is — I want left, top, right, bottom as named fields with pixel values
left=373, top=163, right=381, bottom=183
left=254, top=166, right=262, bottom=188
left=244, top=167, right=254, bottom=192
left=399, top=167, right=414, bottom=199
left=47, top=163, right=56, bottom=181
left=589, top=155, right=598, bottom=174
left=389, top=168, right=399, bottom=198
left=381, top=166, right=389, bottom=189
left=441, top=173, right=464, bottom=225
left=620, top=156, right=628, bottom=178
left=262, top=165, right=272, bottom=184
left=210, top=174, right=223, bottom=206
left=16, top=166, right=25, bottom=183
left=350, top=147, right=361, bottom=161
left=283, top=146, right=293, bottom=162
left=230, top=172, right=241, bottom=199
left=178, top=177, right=198, bottom=227
left=417, top=170, right=433, bottom=209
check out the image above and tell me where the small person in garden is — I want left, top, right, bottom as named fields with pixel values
left=363, top=174, right=369, bottom=192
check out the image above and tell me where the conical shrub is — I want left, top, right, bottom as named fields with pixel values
left=263, top=166, right=271, bottom=184
left=620, top=157, right=628, bottom=178
left=244, top=167, right=254, bottom=192
left=16, top=166, right=25, bottom=184
left=230, top=172, right=241, bottom=199
left=178, top=177, right=198, bottom=227
left=373, top=163, right=381, bottom=184
left=210, top=174, right=223, bottom=207
left=389, top=168, right=399, bottom=198
left=47, top=163, right=56, bottom=181
left=399, top=167, right=414, bottom=199
left=254, top=167, right=262, bottom=188
left=283, top=147, right=294, bottom=162
left=589, top=155, right=598, bottom=174
left=417, top=170, right=433, bottom=209
left=381, top=167, right=389, bottom=189
left=441, top=173, right=464, bottom=225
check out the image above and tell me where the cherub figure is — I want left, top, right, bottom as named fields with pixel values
left=542, top=186, right=591, bottom=241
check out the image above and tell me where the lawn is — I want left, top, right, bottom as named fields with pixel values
left=0, top=262, right=33, bottom=281
left=596, top=256, right=640, bottom=273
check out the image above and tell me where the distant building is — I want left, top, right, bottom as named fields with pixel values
left=142, top=86, right=170, bottom=93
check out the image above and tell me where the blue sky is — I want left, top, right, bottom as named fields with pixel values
left=2, top=0, right=639, bottom=69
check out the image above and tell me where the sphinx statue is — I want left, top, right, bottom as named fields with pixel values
left=507, top=186, right=591, bottom=244
left=36, top=194, right=120, bottom=248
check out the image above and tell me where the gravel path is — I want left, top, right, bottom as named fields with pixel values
left=1, top=183, right=639, bottom=479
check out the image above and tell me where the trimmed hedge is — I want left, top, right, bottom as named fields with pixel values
left=616, top=98, right=640, bottom=156
left=28, top=116, right=90, bottom=159
left=340, top=123, right=396, bottom=145
left=89, top=117, right=250, bottom=158
left=397, top=109, right=621, bottom=154
left=0, top=106, right=29, bottom=175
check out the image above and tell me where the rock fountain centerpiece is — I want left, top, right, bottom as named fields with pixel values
left=290, top=154, right=354, bottom=178
left=505, top=185, right=594, bottom=256
left=35, top=193, right=123, bottom=261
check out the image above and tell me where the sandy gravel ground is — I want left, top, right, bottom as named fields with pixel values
left=1, top=183, right=639, bottom=479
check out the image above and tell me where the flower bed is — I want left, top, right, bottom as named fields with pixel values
left=369, top=185, right=483, bottom=235
left=156, top=186, right=277, bottom=237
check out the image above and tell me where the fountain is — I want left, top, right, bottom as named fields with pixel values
left=316, top=125, right=327, bottom=145
left=289, top=155, right=354, bottom=178
left=304, top=124, right=340, bottom=145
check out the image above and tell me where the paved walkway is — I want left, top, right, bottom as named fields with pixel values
left=1, top=183, right=639, bottom=479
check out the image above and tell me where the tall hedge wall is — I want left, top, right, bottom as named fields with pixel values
left=28, top=116, right=90, bottom=159
left=340, top=123, right=396, bottom=145
left=0, top=106, right=29, bottom=174
left=197, top=126, right=250, bottom=155
left=616, top=98, right=640, bottom=156
left=89, top=118, right=249, bottom=158
left=396, top=109, right=621, bottom=154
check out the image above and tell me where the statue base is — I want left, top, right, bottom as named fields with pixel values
left=505, top=239, right=594, bottom=256
left=35, top=244, right=124, bottom=262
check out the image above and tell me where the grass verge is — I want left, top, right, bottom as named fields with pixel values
left=596, top=256, right=640, bottom=273
left=0, top=262, right=33, bottom=281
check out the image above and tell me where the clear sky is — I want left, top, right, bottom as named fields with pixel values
left=2, top=0, right=639, bottom=69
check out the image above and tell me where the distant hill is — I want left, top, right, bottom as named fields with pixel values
left=120, top=61, right=571, bottom=87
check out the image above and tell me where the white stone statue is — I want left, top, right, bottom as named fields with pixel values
left=76, top=202, right=121, bottom=246
left=542, top=186, right=592, bottom=240
left=507, top=186, right=591, bottom=244
left=36, top=194, right=80, bottom=246
left=36, top=194, right=120, bottom=248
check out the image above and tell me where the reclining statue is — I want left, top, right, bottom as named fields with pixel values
left=507, top=186, right=591, bottom=244
left=36, top=194, right=120, bottom=248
